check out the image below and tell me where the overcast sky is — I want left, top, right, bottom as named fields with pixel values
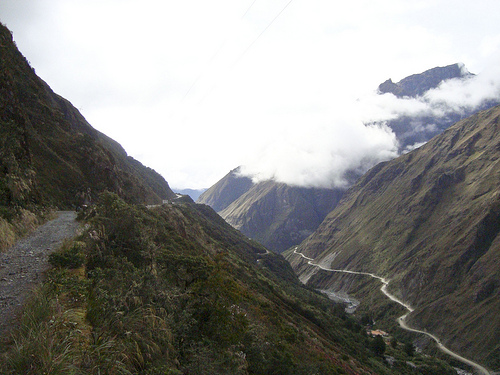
left=1, top=0, right=500, bottom=190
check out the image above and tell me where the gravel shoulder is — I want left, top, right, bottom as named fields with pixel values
left=0, top=211, right=80, bottom=335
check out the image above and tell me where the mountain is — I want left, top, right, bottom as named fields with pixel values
left=200, top=64, right=484, bottom=254
left=198, top=167, right=254, bottom=211
left=198, top=169, right=344, bottom=253
left=377, top=63, right=491, bottom=152
left=220, top=181, right=345, bottom=253
left=0, top=23, right=175, bottom=212
left=286, top=104, right=500, bottom=371
left=377, top=63, right=473, bottom=98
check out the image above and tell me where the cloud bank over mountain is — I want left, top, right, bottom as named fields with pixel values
left=239, top=61, right=500, bottom=189
left=239, top=114, right=398, bottom=189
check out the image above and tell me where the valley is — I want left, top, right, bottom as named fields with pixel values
left=1, top=10, right=499, bottom=374
left=292, top=247, right=491, bottom=375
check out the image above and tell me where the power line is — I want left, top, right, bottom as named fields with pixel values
left=241, top=0, right=258, bottom=19
left=197, top=0, right=295, bottom=105
left=232, top=0, right=294, bottom=68
left=179, top=0, right=296, bottom=108
left=178, top=0, right=261, bottom=106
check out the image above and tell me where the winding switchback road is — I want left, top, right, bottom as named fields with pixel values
left=293, top=248, right=491, bottom=375
left=0, top=211, right=80, bottom=336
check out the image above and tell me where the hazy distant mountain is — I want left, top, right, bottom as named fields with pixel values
left=219, top=181, right=345, bottom=253
left=378, top=63, right=473, bottom=98
left=287, top=104, right=500, bottom=371
left=198, top=169, right=344, bottom=253
left=0, top=23, right=175, bottom=209
left=377, top=63, right=492, bottom=152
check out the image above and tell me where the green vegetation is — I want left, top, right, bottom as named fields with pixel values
left=1, top=193, right=453, bottom=374
left=1, top=193, right=459, bottom=374
left=0, top=207, right=53, bottom=251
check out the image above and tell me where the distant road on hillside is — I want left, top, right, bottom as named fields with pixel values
left=293, top=248, right=491, bottom=375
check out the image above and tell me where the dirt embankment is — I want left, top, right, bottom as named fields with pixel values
left=0, top=211, right=80, bottom=335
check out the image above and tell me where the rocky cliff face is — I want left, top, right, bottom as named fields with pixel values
left=286, top=104, right=500, bottom=371
left=0, top=23, right=175, bottom=209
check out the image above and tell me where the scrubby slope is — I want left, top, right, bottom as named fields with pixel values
left=1, top=194, right=456, bottom=374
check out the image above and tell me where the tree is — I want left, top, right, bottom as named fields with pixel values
left=371, top=335, right=386, bottom=356
left=404, top=341, right=415, bottom=357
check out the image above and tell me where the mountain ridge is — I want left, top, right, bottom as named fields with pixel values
left=0, top=23, right=175, bottom=210
left=377, top=63, right=473, bottom=98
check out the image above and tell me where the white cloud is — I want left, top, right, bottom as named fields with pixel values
left=1, top=0, right=500, bottom=189
left=238, top=107, right=399, bottom=188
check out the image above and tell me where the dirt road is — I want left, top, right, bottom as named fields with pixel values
left=292, top=247, right=491, bottom=375
left=0, top=211, right=80, bottom=335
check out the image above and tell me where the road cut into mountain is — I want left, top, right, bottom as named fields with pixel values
left=293, top=248, right=491, bottom=375
left=0, top=211, right=80, bottom=336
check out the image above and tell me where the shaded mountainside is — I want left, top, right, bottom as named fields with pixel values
left=220, top=181, right=345, bottom=253
left=287, top=104, right=500, bottom=371
left=198, top=167, right=254, bottom=212
left=198, top=169, right=345, bottom=253
left=1, top=193, right=457, bottom=374
left=0, top=23, right=175, bottom=211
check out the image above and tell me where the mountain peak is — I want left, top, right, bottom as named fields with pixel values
left=378, top=63, right=473, bottom=98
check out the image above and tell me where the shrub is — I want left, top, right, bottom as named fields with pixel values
left=49, top=241, right=86, bottom=269
left=404, top=341, right=415, bottom=357
left=371, top=335, right=386, bottom=356
left=0, top=217, right=16, bottom=250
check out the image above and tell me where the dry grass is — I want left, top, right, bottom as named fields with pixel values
left=0, top=217, right=16, bottom=250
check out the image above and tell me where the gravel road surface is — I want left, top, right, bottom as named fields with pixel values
left=0, top=211, right=80, bottom=335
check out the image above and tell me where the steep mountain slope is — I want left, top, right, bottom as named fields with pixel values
left=2, top=193, right=456, bottom=374
left=0, top=23, right=175, bottom=210
left=220, top=181, right=345, bottom=253
left=198, top=167, right=254, bottom=212
left=286, top=104, right=500, bottom=371
left=198, top=170, right=344, bottom=253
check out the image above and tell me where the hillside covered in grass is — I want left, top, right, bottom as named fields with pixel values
left=0, top=194, right=456, bottom=374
